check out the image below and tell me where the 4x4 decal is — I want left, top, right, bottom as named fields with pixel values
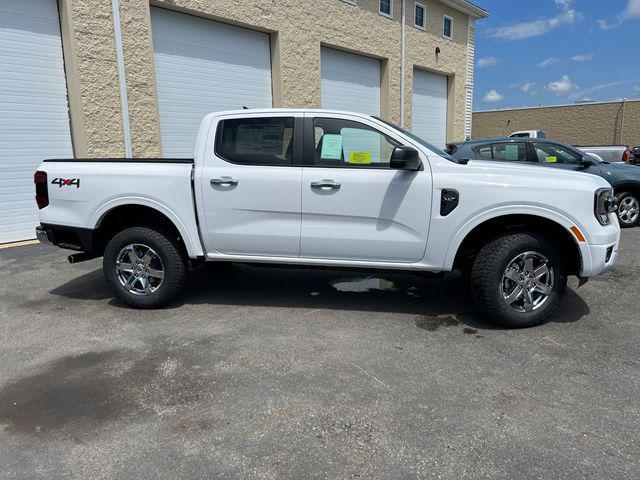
left=52, top=178, right=80, bottom=188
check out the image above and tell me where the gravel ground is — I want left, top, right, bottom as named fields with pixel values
left=0, top=229, right=639, bottom=479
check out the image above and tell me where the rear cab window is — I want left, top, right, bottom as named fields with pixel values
left=216, top=117, right=295, bottom=166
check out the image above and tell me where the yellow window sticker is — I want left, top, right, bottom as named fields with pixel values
left=349, top=151, right=371, bottom=164
left=546, top=156, right=557, bottom=163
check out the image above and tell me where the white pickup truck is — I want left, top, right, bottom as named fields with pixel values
left=35, top=109, right=621, bottom=328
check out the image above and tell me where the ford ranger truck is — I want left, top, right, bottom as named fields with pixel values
left=34, top=109, right=620, bottom=328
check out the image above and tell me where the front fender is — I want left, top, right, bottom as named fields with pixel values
left=442, top=205, right=588, bottom=272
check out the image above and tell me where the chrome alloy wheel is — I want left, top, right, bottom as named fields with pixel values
left=115, top=244, right=164, bottom=296
left=617, top=196, right=640, bottom=225
left=500, top=251, right=554, bottom=313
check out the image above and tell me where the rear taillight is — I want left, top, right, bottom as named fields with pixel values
left=622, top=150, right=629, bottom=163
left=34, top=170, right=49, bottom=209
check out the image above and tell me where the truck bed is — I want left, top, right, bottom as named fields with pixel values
left=37, top=158, right=203, bottom=257
left=43, top=158, right=194, bottom=163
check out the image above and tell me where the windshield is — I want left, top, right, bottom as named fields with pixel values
left=373, top=117, right=460, bottom=163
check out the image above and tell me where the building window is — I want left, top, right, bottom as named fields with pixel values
left=414, top=2, right=426, bottom=30
left=443, top=15, right=453, bottom=39
left=379, top=0, right=393, bottom=18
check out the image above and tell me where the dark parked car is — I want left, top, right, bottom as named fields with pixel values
left=447, top=138, right=640, bottom=227
left=631, top=147, right=640, bottom=166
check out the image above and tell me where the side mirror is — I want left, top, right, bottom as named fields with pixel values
left=390, top=146, right=422, bottom=171
left=580, top=157, right=594, bottom=167
left=580, top=152, right=600, bottom=166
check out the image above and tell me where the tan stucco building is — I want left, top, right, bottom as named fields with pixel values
left=473, top=100, right=640, bottom=147
left=61, top=0, right=487, bottom=157
left=1, top=0, right=487, bottom=243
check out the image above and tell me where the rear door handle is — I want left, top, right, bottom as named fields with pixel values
left=311, top=180, right=341, bottom=190
left=211, top=176, right=239, bottom=187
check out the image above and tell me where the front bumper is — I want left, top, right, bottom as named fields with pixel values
left=580, top=220, right=620, bottom=278
left=585, top=242, right=619, bottom=277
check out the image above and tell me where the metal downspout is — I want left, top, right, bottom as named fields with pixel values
left=620, top=98, right=627, bottom=145
left=400, top=0, right=406, bottom=128
left=112, top=0, right=133, bottom=157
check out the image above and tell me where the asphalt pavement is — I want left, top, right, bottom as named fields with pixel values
left=0, top=230, right=639, bottom=479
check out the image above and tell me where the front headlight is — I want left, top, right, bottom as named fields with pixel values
left=594, top=188, right=618, bottom=225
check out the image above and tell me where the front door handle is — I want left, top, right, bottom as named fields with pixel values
left=211, top=177, right=239, bottom=187
left=311, top=180, right=341, bottom=190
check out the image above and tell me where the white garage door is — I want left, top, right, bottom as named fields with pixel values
left=412, top=69, right=448, bottom=149
left=321, top=48, right=380, bottom=116
left=0, top=0, right=73, bottom=244
left=151, top=8, right=273, bottom=158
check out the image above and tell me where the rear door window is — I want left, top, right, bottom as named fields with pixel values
left=216, top=117, right=295, bottom=166
left=474, top=143, right=528, bottom=162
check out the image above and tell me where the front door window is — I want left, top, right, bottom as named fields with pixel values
left=312, top=117, right=400, bottom=168
left=533, top=143, right=581, bottom=165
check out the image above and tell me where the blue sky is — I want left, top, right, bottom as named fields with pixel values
left=473, top=0, right=640, bottom=110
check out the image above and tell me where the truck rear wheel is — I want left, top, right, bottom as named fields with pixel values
left=103, top=227, right=186, bottom=308
left=470, top=233, right=566, bottom=328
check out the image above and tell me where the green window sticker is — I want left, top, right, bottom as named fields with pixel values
left=320, top=134, right=343, bottom=160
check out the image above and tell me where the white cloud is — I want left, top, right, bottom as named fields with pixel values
left=477, top=56, right=500, bottom=68
left=572, top=53, right=593, bottom=62
left=598, top=0, right=640, bottom=29
left=626, top=0, right=640, bottom=17
left=569, top=80, right=632, bottom=99
left=537, top=57, right=558, bottom=68
left=547, top=75, right=579, bottom=95
left=482, top=89, right=504, bottom=103
left=634, top=86, right=640, bottom=92
left=509, top=82, right=537, bottom=94
left=487, top=5, right=581, bottom=41
left=554, top=0, right=573, bottom=8
left=598, top=19, right=618, bottom=29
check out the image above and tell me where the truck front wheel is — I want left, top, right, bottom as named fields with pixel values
left=470, top=233, right=567, bottom=328
left=103, top=227, right=186, bottom=308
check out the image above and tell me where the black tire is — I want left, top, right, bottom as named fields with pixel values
left=470, top=233, right=567, bottom=328
left=103, top=227, right=186, bottom=308
left=616, top=192, right=640, bottom=228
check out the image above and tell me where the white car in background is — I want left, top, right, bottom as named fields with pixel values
left=509, top=130, right=547, bottom=139
left=576, top=145, right=633, bottom=164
